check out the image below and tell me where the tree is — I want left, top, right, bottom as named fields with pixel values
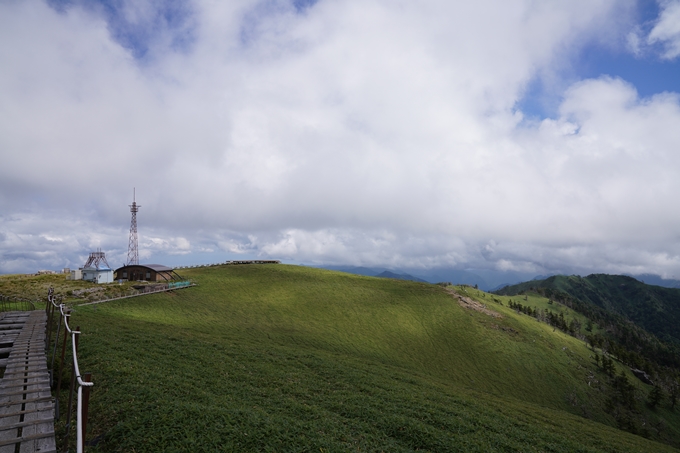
left=585, top=319, right=593, bottom=332
left=601, top=355, right=615, bottom=377
left=648, top=385, right=664, bottom=409
left=669, top=380, right=679, bottom=410
left=586, top=335, right=598, bottom=350
left=568, top=319, right=576, bottom=335
left=612, top=371, right=636, bottom=410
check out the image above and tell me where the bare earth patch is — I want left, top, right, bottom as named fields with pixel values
left=445, top=288, right=503, bottom=318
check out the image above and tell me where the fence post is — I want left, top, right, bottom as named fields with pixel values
left=64, top=361, right=76, bottom=452
left=63, top=326, right=80, bottom=451
left=45, top=297, right=53, bottom=351
left=45, top=289, right=52, bottom=316
left=81, top=373, right=92, bottom=446
left=57, top=315, right=68, bottom=396
left=50, top=312, right=63, bottom=384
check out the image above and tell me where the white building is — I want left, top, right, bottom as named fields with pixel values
left=82, top=267, right=113, bottom=283
left=81, top=250, right=114, bottom=284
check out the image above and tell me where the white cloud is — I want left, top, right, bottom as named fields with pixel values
left=626, top=28, right=643, bottom=56
left=141, top=236, right=192, bottom=256
left=648, top=0, right=680, bottom=59
left=218, top=239, right=253, bottom=254
left=1, top=0, right=680, bottom=279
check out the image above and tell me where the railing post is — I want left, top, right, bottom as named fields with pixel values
left=63, top=326, right=80, bottom=451
left=50, top=312, right=63, bottom=381
left=81, top=373, right=92, bottom=446
left=57, top=316, right=68, bottom=401
left=63, top=361, right=76, bottom=453
left=45, top=299, right=53, bottom=351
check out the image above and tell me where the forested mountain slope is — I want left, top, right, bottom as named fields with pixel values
left=495, top=274, right=680, bottom=344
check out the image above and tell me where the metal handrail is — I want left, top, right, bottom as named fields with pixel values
left=47, top=290, right=93, bottom=453
left=45, top=280, right=194, bottom=449
left=0, top=294, right=36, bottom=312
left=77, top=280, right=195, bottom=307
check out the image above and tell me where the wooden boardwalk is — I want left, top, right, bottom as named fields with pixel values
left=0, top=311, right=56, bottom=453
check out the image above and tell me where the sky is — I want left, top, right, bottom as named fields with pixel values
left=1, top=0, right=680, bottom=279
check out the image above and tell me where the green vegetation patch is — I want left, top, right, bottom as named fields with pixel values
left=77, top=315, right=673, bottom=452
left=44, top=265, right=680, bottom=451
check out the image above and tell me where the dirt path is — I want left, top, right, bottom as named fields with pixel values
left=444, top=287, right=502, bottom=318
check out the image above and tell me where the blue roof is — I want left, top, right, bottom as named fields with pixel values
left=83, top=265, right=112, bottom=271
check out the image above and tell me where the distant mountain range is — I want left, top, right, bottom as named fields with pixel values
left=374, top=270, right=428, bottom=282
left=319, top=266, right=480, bottom=285
left=627, top=273, right=680, bottom=289
left=317, top=265, right=518, bottom=289
left=319, top=266, right=428, bottom=283
left=317, top=265, right=680, bottom=293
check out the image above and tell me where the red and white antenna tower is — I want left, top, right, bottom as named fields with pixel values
left=126, top=188, right=140, bottom=265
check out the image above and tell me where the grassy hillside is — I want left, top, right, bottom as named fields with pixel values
left=0, top=272, right=142, bottom=304
left=495, top=274, right=680, bottom=345
left=38, top=265, right=680, bottom=451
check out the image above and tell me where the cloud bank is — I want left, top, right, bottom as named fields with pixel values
left=1, top=0, right=680, bottom=278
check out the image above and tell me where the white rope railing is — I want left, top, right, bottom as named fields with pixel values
left=47, top=289, right=94, bottom=453
left=45, top=279, right=195, bottom=449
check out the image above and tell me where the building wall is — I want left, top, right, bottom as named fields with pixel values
left=116, top=266, right=147, bottom=281
left=115, top=266, right=173, bottom=282
left=97, top=270, right=114, bottom=283
left=82, top=268, right=113, bottom=284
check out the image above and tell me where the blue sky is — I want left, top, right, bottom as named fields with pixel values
left=520, top=44, right=680, bottom=118
left=518, top=0, right=680, bottom=118
left=1, top=0, right=680, bottom=279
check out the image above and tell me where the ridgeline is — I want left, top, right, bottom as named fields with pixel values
left=495, top=274, right=680, bottom=344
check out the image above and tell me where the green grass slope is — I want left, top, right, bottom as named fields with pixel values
left=0, top=272, right=143, bottom=304
left=496, top=274, right=680, bottom=344
left=49, top=265, right=679, bottom=451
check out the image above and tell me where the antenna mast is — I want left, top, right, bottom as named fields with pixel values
left=126, top=188, right=140, bottom=265
left=84, top=249, right=111, bottom=269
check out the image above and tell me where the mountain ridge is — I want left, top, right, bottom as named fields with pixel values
left=495, top=273, right=680, bottom=345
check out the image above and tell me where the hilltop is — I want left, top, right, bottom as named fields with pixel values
left=374, top=270, right=428, bottom=282
left=495, top=274, right=680, bottom=345
left=4, top=266, right=679, bottom=451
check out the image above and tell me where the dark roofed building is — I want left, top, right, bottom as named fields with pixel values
left=114, top=264, right=180, bottom=282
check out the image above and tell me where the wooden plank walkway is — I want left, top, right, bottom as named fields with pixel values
left=0, top=311, right=56, bottom=453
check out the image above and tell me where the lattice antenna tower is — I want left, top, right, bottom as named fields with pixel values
left=126, top=188, right=141, bottom=266
left=84, top=249, right=110, bottom=269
